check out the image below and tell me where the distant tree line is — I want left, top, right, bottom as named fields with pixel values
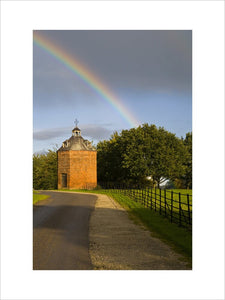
left=97, top=124, right=192, bottom=189
left=33, top=124, right=192, bottom=190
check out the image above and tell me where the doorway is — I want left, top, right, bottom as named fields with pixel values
left=61, top=173, right=67, bottom=188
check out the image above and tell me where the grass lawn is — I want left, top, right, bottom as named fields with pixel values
left=33, top=190, right=49, bottom=204
left=57, top=188, right=192, bottom=266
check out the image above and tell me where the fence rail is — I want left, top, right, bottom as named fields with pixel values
left=100, top=183, right=192, bottom=230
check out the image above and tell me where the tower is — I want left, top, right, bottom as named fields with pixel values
left=57, top=122, right=97, bottom=189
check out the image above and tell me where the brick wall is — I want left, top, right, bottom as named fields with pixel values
left=57, top=150, right=97, bottom=189
left=57, top=151, right=70, bottom=189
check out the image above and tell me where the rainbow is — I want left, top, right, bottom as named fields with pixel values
left=33, top=31, right=140, bottom=128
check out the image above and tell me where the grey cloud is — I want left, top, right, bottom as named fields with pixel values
left=33, top=56, right=97, bottom=108
left=33, top=124, right=113, bottom=142
left=34, top=30, right=192, bottom=108
left=33, top=127, right=70, bottom=140
left=82, top=125, right=112, bottom=140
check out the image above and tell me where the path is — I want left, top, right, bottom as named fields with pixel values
left=33, top=191, right=190, bottom=270
left=33, top=191, right=97, bottom=270
left=89, top=193, right=190, bottom=270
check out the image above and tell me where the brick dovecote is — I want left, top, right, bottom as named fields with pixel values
left=57, top=126, right=97, bottom=190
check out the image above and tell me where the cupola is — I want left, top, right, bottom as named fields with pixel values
left=72, top=118, right=81, bottom=136
left=72, top=127, right=81, bottom=137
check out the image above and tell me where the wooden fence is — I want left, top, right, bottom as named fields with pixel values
left=100, top=183, right=192, bottom=230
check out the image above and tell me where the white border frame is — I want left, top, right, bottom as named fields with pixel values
left=1, top=1, right=224, bottom=299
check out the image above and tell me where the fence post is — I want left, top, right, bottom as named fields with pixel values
left=133, top=187, right=136, bottom=201
left=179, top=192, right=181, bottom=226
left=159, top=188, right=162, bottom=215
left=142, top=188, right=144, bottom=206
left=146, top=188, right=148, bottom=207
left=145, top=188, right=146, bottom=207
left=187, top=194, right=191, bottom=225
left=164, top=189, right=167, bottom=216
left=150, top=188, right=153, bottom=210
left=171, top=191, right=173, bottom=223
left=147, top=188, right=149, bottom=208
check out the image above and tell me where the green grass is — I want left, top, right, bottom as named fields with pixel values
left=33, top=190, right=49, bottom=204
left=157, top=188, right=192, bottom=209
left=56, top=188, right=192, bottom=265
left=170, top=189, right=192, bottom=195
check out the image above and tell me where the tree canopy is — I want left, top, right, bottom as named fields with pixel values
left=97, top=124, right=192, bottom=188
left=33, top=149, right=57, bottom=190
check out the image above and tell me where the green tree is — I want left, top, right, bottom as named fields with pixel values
left=181, top=132, right=192, bottom=189
left=97, top=131, right=129, bottom=183
left=122, top=124, right=187, bottom=187
left=97, top=124, right=189, bottom=187
left=33, top=149, right=57, bottom=190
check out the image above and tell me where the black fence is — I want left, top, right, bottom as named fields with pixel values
left=100, top=183, right=192, bottom=230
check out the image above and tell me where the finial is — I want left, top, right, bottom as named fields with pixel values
left=74, top=118, right=79, bottom=127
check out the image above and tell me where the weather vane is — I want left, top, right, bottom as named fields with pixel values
left=74, top=118, right=79, bottom=127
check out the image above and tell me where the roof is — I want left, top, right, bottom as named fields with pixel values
left=72, top=127, right=81, bottom=132
left=58, top=135, right=96, bottom=151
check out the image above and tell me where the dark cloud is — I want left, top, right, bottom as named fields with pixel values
left=34, top=30, right=192, bottom=108
left=33, top=49, right=99, bottom=108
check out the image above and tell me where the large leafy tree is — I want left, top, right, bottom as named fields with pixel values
left=97, top=124, right=189, bottom=187
left=97, top=131, right=129, bottom=184
left=33, top=149, right=57, bottom=190
left=122, top=124, right=188, bottom=187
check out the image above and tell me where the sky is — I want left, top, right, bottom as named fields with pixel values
left=33, top=30, right=192, bottom=153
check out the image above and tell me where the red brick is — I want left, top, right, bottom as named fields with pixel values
left=58, top=150, right=97, bottom=189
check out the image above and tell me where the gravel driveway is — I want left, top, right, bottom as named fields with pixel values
left=89, top=193, right=190, bottom=270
